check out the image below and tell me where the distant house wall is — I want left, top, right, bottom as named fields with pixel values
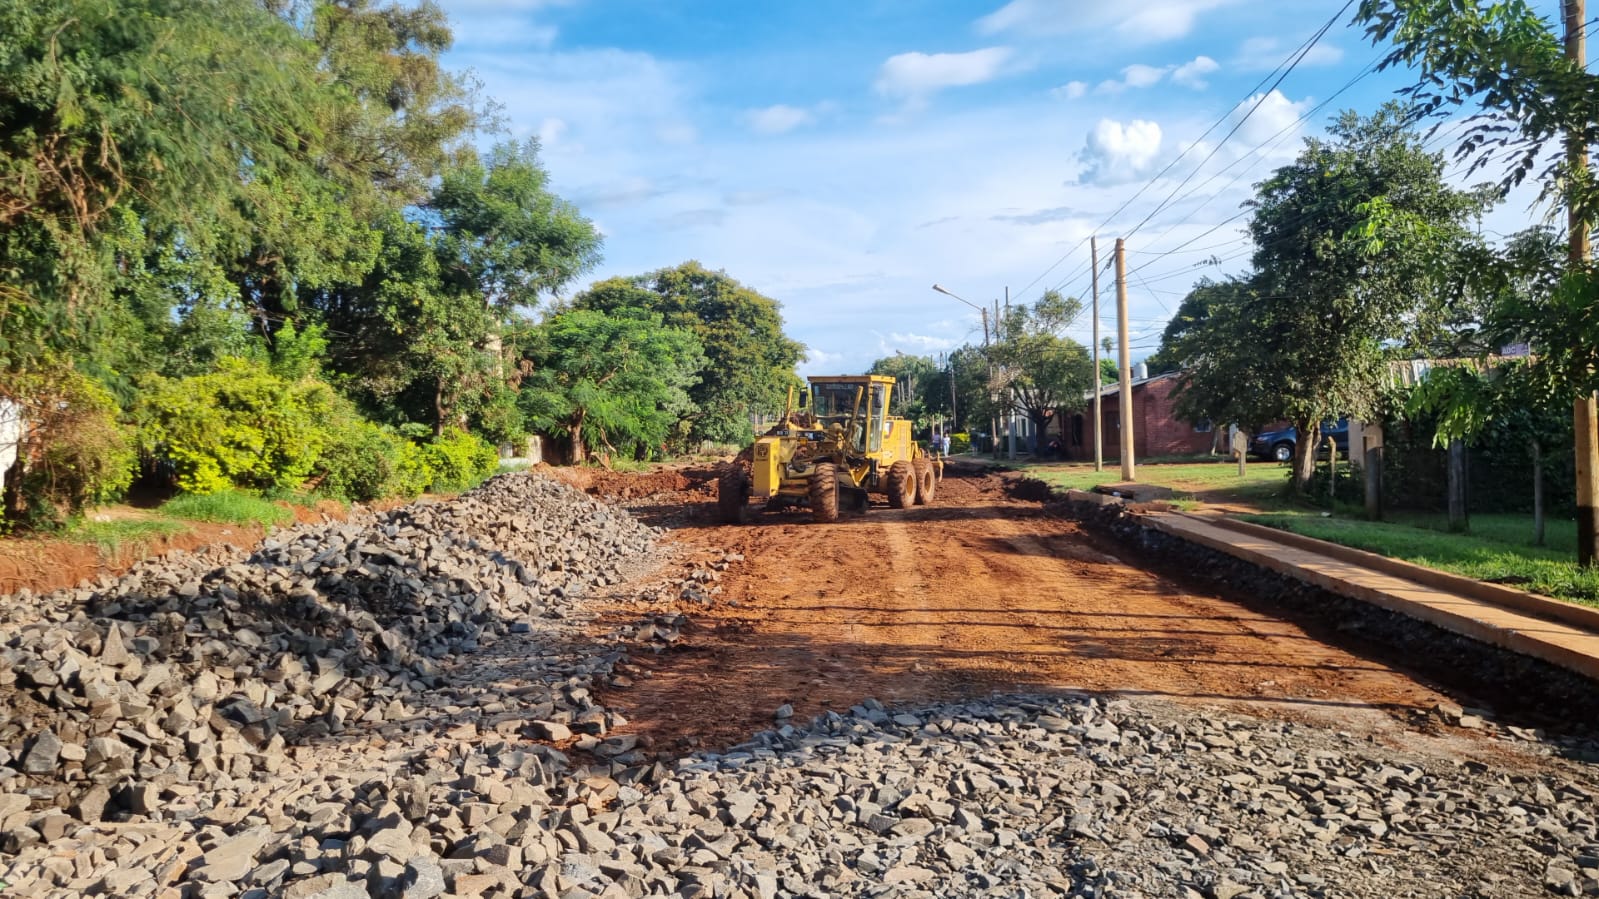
left=1057, top=374, right=1214, bottom=461
left=0, top=398, right=22, bottom=498
left=1138, top=377, right=1216, bottom=458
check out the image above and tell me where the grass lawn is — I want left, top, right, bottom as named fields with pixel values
left=1241, top=511, right=1599, bottom=608
left=160, top=490, right=296, bottom=528
left=68, top=517, right=190, bottom=555
left=994, top=455, right=1599, bottom=608
left=1014, top=458, right=1296, bottom=511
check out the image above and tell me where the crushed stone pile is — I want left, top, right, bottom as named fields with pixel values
left=12, top=690, right=1598, bottom=898
left=0, top=473, right=658, bottom=861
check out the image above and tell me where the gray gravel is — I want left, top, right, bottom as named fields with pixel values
left=3, top=472, right=1598, bottom=897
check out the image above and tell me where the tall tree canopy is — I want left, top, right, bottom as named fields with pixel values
left=517, top=309, right=702, bottom=464
left=310, top=142, right=601, bottom=435
left=572, top=262, right=804, bottom=446
left=0, top=0, right=334, bottom=373
left=1161, top=105, right=1482, bottom=491
left=989, top=290, right=1094, bottom=446
left=868, top=353, right=942, bottom=420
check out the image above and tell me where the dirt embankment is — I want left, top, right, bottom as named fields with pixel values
left=0, top=499, right=363, bottom=597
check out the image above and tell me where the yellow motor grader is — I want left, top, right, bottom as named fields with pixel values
left=718, top=374, right=941, bottom=524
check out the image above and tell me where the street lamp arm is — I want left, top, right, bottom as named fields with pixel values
left=931, top=283, right=983, bottom=312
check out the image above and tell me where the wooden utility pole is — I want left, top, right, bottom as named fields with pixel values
left=1567, top=0, right=1598, bottom=566
left=1091, top=237, right=1103, bottom=472
left=1115, top=238, right=1135, bottom=481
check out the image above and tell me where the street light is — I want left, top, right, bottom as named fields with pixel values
left=931, top=283, right=982, bottom=313
left=932, top=283, right=1001, bottom=457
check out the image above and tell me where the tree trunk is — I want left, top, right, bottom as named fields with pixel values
left=1030, top=410, right=1051, bottom=454
left=1447, top=437, right=1468, bottom=533
left=567, top=409, right=588, bottom=465
left=1533, top=439, right=1546, bottom=547
left=433, top=381, right=447, bottom=437
left=568, top=423, right=586, bottom=464
left=1290, top=416, right=1316, bottom=493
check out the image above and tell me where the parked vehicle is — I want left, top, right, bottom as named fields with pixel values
left=1249, top=418, right=1349, bottom=462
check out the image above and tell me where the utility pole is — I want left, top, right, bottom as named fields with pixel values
left=1568, top=0, right=1598, bottom=566
left=1091, top=237, right=1103, bottom=472
left=946, top=354, right=958, bottom=432
left=1115, top=238, right=1135, bottom=481
left=984, top=297, right=997, bottom=457
left=1005, top=287, right=1017, bottom=459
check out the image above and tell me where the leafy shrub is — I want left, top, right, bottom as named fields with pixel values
left=421, top=429, right=498, bottom=493
left=315, top=418, right=431, bottom=502
left=136, top=358, right=335, bottom=494
left=950, top=432, right=971, bottom=454
left=2, top=367, right=136, bottom=532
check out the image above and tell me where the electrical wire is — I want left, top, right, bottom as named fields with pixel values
left=1124, top=0, right=1357, bottom=241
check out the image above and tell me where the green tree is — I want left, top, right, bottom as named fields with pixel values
left=313, top=142, right=599, bottom=435
left=1156, top=278, right=1273, bottom=428
left=0, top=0, right=334, bottom=374
left=433, top=140, right=602, bottom=315
left=867, top=353, right=942, bottom=420
left=518, top=309, right=703, bottom=464
left=572, top=262, right=804, bottom=446
left=1177, top=106, right=1481, bottom=492
left=989, top=290, right=1094, bottom=449
left=1358, top=0, right=1599, bottom=563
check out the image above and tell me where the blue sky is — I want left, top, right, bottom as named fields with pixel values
left=435, top=0, right=1564, bottom=373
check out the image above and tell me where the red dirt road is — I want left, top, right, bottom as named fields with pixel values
left=597, top=467, right=1450, bottom=752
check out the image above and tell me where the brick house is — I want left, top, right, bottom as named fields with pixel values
left=1056, top=369, right=1220, bottom=461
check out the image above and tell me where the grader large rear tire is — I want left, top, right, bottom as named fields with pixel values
left=810, top=462, right=840, bottom=523
left=717, top=469, right=750, bottom=523
left=914, top=458, right=936, bottom=505
left=887, top=460, right=917, bottom=509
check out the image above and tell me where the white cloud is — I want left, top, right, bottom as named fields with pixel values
left=1171, top=55, right=1220, bottom=89
left=1077, top=118, right=1164, bottom=185
left=1096, top=56, right=1218, bottom=94
left=1051, top=80, right=1088, bottom=100
left=874, top=47, right=1015, bottom=102
left=978, top=0, right=1239, bottom=44
left=1229, top=89, right=1310, bottom=149
left=746, top=104, right=816, bottom=135
left=537, top=117, right=568, bottom=146
left=1235, top=36, right=1344, bottom=71
left=883, top=331, right=959, bottom=353
left=1122, top=64, right=1167, bottom=89
left=800, top=347, right=846, bottom=376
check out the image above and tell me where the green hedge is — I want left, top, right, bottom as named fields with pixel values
left=136, top=358, right=334, bottom=495
left=421, top=429, right=499, bottom=493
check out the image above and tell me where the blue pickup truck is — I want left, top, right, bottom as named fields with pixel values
left=1250, top=419, right=1350, bottom=462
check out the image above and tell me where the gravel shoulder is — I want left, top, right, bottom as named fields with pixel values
left=2, top=465, right=1597, bottom=898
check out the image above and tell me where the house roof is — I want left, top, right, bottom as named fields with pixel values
left=1083, top=369, right=1180, bottom=401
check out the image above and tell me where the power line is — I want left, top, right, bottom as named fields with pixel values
left=1009, top=5, right=1358, bottom=309
left=1124, top=0, right=1357, bottom=241
left=1124, top=60, right=1381, bottom=266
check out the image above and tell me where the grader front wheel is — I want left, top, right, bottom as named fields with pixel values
left=914, top=458, right=936, bottom=505
left=810, top=462, right=840, bottom=523
left=887, top=460, right=917, bottom=508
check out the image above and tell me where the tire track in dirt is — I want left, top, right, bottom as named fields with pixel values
left=596, top=468, right=1450, bottom=753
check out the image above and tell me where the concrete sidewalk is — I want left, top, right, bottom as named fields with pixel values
left=1136, top=509, right=1599, bottom=683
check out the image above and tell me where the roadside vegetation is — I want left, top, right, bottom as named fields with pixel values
left=0, top=0, right=803, bottom=536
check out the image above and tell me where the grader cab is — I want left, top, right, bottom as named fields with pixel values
left=718, top=375, right=940, bottom=523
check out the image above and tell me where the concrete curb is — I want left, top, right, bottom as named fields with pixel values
left=1200, top=514, right=1599, bottom=633
left=1138, top=513, right=1599, bottom=683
